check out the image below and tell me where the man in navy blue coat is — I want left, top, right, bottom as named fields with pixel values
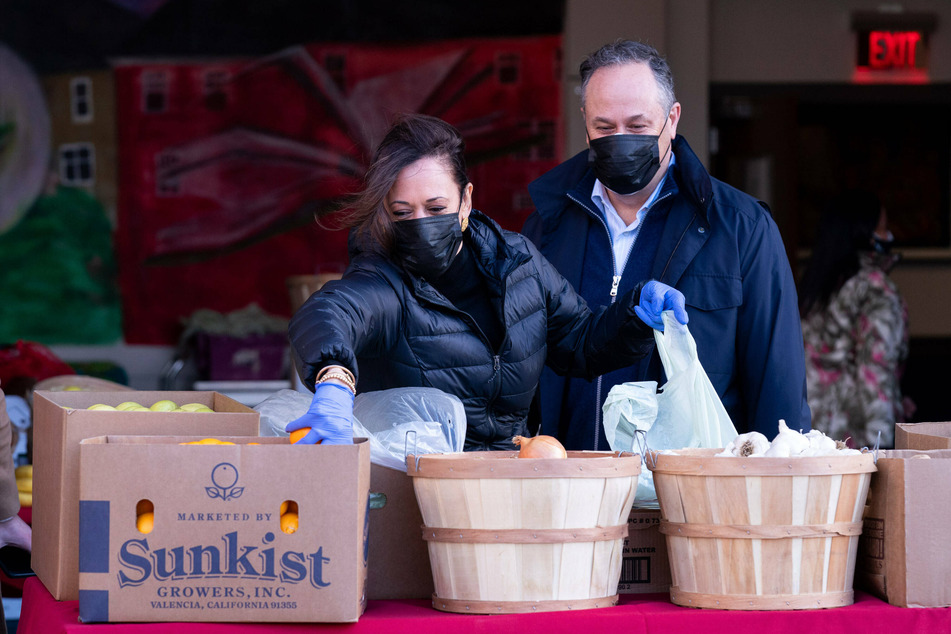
left=523, top=40, right=810, bottom=449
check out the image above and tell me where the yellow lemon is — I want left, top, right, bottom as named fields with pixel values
left=179, top=403, right=212, bottom=412
left=14, top=465, right=32, bottom=479
left=16, top=478, right=31, bottom=494
left=64, top=386, right=83, bottom=391
left=149, top=399, right=178, bottom=412
left=88, top=404, right=117, bottom=411
left=116, top=401, right=144, bottom=411
left=18, top=491, right=32, bottom=507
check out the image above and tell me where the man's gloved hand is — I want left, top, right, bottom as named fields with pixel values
left=635, top=280, right=688, bottom=331
left=285, top=382, right=354, bottom=445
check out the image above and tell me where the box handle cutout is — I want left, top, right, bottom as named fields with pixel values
left=136, top=499, right=154, bottom=534
left=369, top=492, right=387, bottom=510
left=280, top=500, right=299, bottom=534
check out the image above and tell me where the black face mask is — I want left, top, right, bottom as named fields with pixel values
left=391, top=213, right=464, bottom=279
left=587, top=117, right=671, bottom=196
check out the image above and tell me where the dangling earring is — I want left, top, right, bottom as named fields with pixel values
left=460, top=215, right=469, bottom=232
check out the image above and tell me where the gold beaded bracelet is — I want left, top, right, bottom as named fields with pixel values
left=316, top=365, right=355, bottom=384
left=316, top=371, right=356, bottom=395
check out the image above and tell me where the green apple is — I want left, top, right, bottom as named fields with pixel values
left=88, top=404, right=117, bottom=411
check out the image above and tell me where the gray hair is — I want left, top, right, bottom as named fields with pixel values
left=579, top=40, right=676, bottom=113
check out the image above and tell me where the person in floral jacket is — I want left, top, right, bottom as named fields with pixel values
left=799, top=190, right=911, bottom=449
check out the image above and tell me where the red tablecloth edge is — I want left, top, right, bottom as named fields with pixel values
left=17, top=576, right=951, bottom=634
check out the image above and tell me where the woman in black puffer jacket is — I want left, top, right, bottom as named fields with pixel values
left=287, top=114, right=687, bottom=450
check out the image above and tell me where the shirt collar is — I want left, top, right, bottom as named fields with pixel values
left=591, top=151, right=676, bottom=221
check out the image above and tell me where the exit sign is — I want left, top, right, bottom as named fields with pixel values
left=858, top=30, right=925, bottom=70
left=851, top=11, right=935, bottom=79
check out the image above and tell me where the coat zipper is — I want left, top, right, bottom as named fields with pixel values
left=565, top=189, right=673, bottom=450
left=416, top=264, right=507, bottom=441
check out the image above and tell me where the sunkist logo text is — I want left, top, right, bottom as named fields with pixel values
left=115, top=462, right=332, bottom=591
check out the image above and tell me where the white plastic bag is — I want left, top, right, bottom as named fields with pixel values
left=603, top=311, right=738, bottom=502
left=256, top=387, right=466, bottom=472
left=602, top=381, right=658, bottom=456
left=649, top=312, right=737, bottom=449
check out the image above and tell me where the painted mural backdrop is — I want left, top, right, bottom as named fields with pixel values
left=115, top=35, right=562, bottom=344
left=0, top=42, right=122, bottom=345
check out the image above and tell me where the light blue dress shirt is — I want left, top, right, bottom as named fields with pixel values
left=591, top=152, right=676, bottom=275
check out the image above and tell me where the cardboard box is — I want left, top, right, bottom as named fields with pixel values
left=32, top=390, right=260, bottom=601
left=896, top=422, right=951, bottom=450
left=617, top=505, right=671, bottom=594
left=78, top=435, right=370, bottom=623
left=856, top=448, right=951, bottom=607
left=366, top=464, right=433, bottom=600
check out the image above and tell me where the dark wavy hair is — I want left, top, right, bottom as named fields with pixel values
left=798, top=189, right=883, bottom=317
left=332, top=113, right=469, bottom=256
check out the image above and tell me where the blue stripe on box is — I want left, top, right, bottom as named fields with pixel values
left=79, top=590, right=109, bottom=622
left=79, top=500, right=110, bottom=573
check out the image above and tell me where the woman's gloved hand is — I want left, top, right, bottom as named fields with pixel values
left=285, top=382, right=354, bottom=445
left=635, top=280, right=688, bottom=331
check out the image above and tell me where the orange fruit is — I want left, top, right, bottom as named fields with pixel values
left=290, top=428, right=321, bottom=444
left=137, top=511, right=154, bottom=534
left=180, top=438, right=235, bottom=445
left=280, top=512, right=299, bottom=534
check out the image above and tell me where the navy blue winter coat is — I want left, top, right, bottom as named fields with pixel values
left=289, top=210, right=656, bottom=450
left=523, top=136, right=811, bottom=443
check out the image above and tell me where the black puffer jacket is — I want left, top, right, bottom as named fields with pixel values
left=289, top=210, right=655, bottom=450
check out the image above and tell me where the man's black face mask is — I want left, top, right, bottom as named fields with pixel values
left=587, top=116, right=670, bottom=196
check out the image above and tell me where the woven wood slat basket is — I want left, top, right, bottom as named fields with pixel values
left=647, top=448, right=876, bottom=610
left=407, top=451, right=640, bottom=614
left=285, top=274, right=342, bottom=313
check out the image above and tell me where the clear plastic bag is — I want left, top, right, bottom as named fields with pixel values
left=603, top=311, right=738, bottom=502
left=256, top=387, right=467, bottom=472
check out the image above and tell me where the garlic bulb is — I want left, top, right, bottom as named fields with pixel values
left=763, top=419, right=810, bottom=457
left=799, top=429, right=839, bottom=457
left=717, top=432, right=770, bottom=457
left=715, top=420, right=863, bottom=458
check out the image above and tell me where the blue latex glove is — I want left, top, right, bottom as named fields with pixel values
left=634, top=280, right=689, bottom=331
left=285, top=382, right=354, bottom=445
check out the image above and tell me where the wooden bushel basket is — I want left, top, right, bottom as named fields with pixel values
left=406, top=451, right=640, bottom=614
left=285, top=273, right=342, bottom=313
left=647, top=448, right=876, bottom=610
